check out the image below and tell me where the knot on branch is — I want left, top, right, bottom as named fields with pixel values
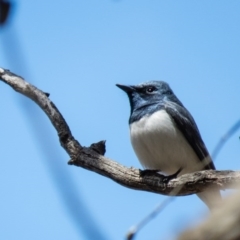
left=59, top=132, right=70, bottom=144
left=90, top=140, right=106, bottom=155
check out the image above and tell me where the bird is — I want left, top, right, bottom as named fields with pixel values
left=116, top=80, right=221, bottom=210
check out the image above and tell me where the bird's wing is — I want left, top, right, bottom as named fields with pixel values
left=164, top=101, right=215, bottom=170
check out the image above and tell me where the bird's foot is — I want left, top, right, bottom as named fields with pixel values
left=162, top=167, right=183, bottom=183
left=140, top=168, right=182, bottom=183
left=140, top=169, right=161, bottom=177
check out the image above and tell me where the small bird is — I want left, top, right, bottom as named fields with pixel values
left=116, top=81, right=221, bottom=210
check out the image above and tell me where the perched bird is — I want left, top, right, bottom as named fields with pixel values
left=116, top=81, right=221, bottom=210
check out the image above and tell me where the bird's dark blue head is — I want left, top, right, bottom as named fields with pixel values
left=116, top=81, right=183, bottom=123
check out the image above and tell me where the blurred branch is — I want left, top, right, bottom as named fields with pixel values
left=1, top=67, right=240, bottom=197
left=178, top=190, right=240, bottom=240
left=212, top=120, right=240, bottom=160
left=0, top=0, right=11, bottom=25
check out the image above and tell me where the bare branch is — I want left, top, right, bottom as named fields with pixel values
left=0, top=67, right=239, bottom=197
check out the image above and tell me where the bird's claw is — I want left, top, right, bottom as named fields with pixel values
left=162, top=167, right=183, bottom=183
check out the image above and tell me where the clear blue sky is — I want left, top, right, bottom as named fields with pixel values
left=0, top=1, right=240, bottom=240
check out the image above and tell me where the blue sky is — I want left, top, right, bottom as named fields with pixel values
left=0, top=1, right=240, bottom=240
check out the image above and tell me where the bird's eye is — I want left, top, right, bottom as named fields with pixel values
left=146, top=86, right=155, bottom=94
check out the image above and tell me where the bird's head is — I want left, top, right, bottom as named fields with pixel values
left=116, top=81, right=174, bottom=114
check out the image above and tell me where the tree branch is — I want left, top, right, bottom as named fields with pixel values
left=0, top=67, right=239, bottom=197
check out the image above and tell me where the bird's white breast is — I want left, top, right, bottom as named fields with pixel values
left=130, top=110, right=200, bottom=175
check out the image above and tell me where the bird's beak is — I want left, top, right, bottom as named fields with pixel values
left=116, top=84, right=135, bottom=93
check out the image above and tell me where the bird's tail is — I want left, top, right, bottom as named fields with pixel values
left=197, top=188, right=222, bottom=211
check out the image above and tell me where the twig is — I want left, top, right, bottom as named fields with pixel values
left=126, top=197, right=175, bottom=240
left=212, top=120, right=240, bottom=160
